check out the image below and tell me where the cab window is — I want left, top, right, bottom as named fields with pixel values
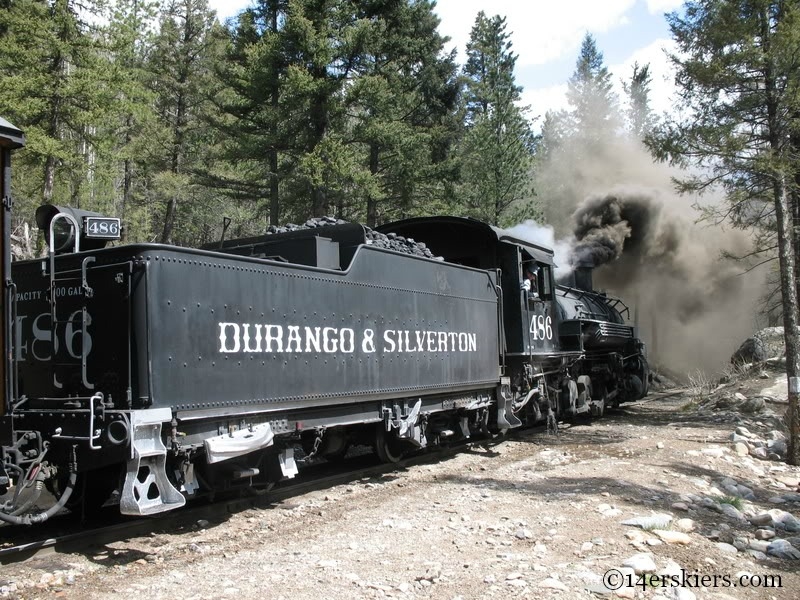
left=538, top=265, right=552, bottom=300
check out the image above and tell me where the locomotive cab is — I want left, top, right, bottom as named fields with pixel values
left=499, top=244, right=559, bottom=358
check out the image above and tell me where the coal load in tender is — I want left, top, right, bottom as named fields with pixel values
left=266, top=216, right=441, bottom=260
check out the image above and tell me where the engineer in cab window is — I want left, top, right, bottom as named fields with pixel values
left=521, top=265, right=539, bottom=300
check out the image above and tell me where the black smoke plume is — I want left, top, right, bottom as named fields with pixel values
left=531, top=121, right=764, bottom=373
left=571, top=191, right=656, bottom=268
left=566, top=186, right=757, bottom=340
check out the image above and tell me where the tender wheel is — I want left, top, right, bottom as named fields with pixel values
left=318, top=430, right=350, bottom=463
left=324, top=442, right=351, bottom=464
left=374, top=424, right=404, bottom=464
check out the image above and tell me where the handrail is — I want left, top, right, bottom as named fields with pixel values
left=80, top=256, right=96, bottom=390
left=47, top=213, right=81, bottom=393
left=494, top=269, right=505, bottom=375
left=557, top=285, right=631, bottom=321
left=51, top=392, right=104, bottom=450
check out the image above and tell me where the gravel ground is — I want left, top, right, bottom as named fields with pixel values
left=2, top=377, right=800, bottom=600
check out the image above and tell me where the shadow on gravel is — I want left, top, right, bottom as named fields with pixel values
left=433, top=471, right=800, bottom=577
left=605, top=403, right=744, bottom=434
left=82, top=545, right=152, bottom=568
left=504, top=395, right=751, bottom=452
left=668, top=461, right=794, bottom=515
left=461, top=445, right=503, bottom=458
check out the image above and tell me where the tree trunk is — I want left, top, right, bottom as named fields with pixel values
left=121, top=115, right=133, bottom=222
left=773, top=175, right=800, bottom=465
left=269, top=148, right=279, bottom=227
left=793, top=183, right=800, bottom=304
left=268, top=1, right=280, bottom=228
left=312, top=187, right=327, bottom=217
left=762, top=5, right=800, bottom=465
left=42, top=1, right=68, bottom=205
left=42, top=85, right=63, bottom=205
left=42, top=155, right=57, bottom=205
left=161, top=198, right=178, bottom=244
left=160, top=90, right=186, bottom=244
left=310, top=66, right=329, bottom=218
left=366, top=144, right=379, bottom=227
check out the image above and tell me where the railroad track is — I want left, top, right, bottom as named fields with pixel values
left=0, top=440, right=490, bottom=565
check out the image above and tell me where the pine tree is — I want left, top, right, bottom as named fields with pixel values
left=104, top=0, right=160, bottom=228
left=651, top=0, right=800, bottom=465
left=215, top=0, right=362, bottom=224
left=147, top=0, right=224, bottom=244
left=537, top=33, right=621, bottom=160
left=0, top=0, right=114, bottom=218
left=215, top=0, right=462, bottom=227
left=346, top=0, right=461, bottom=226
left=535, top=33, right=623, bottom=231
left=565, top=33, right=620, bottom=150
left=623, top=61, right=656, bottom=140
left=212, top=0, right=292, bottom=227
left=458, top=11, right=536, bottom=226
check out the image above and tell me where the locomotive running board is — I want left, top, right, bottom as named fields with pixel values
left=120, top=409, right=186, bottom=516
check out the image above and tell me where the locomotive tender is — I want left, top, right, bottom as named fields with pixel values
left=0, top=123, right=648, bottom=525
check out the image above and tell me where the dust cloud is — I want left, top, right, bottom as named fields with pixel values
left=517, top=136, right=765, bottom=376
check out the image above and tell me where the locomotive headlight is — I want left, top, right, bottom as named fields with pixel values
left=35, top=205, right=122, bottom=254
left=47, top=214, right=76, bottom=252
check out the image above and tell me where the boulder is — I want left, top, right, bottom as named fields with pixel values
left=768, top=509, right=800, bottom=532
left=754, top=529, right=775, bottom=540
left=731, top=337, right=767, bottom=364
left=675, top=518, right=696, bottom=532
left=731, top=327, right=785, bottom=364
left=716, top=542, right=739, bottom=554
left=620, top=514, right=672, bottom=529
left=740, top=397, right=766, bottom=414
left=622, top=553, right=657, bottom=574
left=749, top=513, right=774, bottom=527
left=768, top=438, right=787, bottom=456
left=767, top=539, right=800, bottom=560
left=653, top=530, right=692, bottom=545
left=718, top=503, right=746, bottom=521
left=733, top=442, right=749, bottom=456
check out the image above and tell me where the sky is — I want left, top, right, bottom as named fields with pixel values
left=431, top=0, right=684, bottom=124
left=208, top=0, right=684, bottom=126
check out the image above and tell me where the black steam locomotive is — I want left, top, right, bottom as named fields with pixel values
left=0, top=123, right=647, bottom=526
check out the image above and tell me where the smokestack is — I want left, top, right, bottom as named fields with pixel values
left=574, top=263, right=593, bottom=292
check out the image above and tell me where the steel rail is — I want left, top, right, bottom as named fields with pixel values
left=0, top=438, right=493, bottom=565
